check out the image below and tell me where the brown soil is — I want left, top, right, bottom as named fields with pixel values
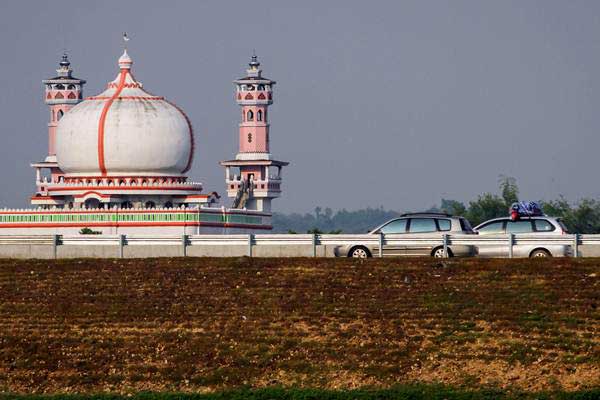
left=0, top=257, right=598, bottom=394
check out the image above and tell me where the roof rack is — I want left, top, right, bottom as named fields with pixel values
left=400, top=212, right=453, bottom=217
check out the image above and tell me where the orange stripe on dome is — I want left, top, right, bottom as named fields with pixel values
left=97, top=70, right=128, bottom=175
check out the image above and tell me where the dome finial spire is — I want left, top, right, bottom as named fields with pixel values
left=123, top=32, right=130, bottom=50
left=118, top=33, right=133, bottom=70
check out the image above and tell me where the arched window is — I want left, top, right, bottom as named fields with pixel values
left=164, top=201, right=173, bottom=209
left=52, top=110, right=55, bottom=121
left=67, top=84, right=75, bottom=90
left=57, top=110, right=64, bottom=120
left=145, top=201, right=156, bottom=209
left=55, top=84, right=65, bottom=90
left=257, top=110, right=263, bottom=121
left=84, top=198, right=100, bottom=209
left=247, top=110, right=254, bottom=121
left=121, top=201, right=133, bottom=209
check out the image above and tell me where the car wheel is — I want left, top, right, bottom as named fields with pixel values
left=432, top=247, right=452, bottom=258
left=530, top=249, right=552, bottom=258
left=349, top=246, right=371, bottom=258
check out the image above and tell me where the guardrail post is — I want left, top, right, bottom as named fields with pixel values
left=508, top=233, right=514, bottom=259
left=182, top=234, right=188, bottom=257
left=119, top=234, right=126, bottom=259
left=247, top=233, right=254, bottom=257
left=573, top=233, right=579, bottom=258
left=311, top=233, right=317, bottom=257
left=443, top=234, right=449, bottom=258
left=378, top=232, right=384, bottom=258
left=52, top=234, right=60, bottom=259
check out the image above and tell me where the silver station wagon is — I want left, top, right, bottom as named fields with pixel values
left=334, top=213, right=477, bottom=258
left=473, top=216, right=572, bottom=258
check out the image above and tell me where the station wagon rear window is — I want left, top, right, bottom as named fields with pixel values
left=436, top=219, right=451, bottom=231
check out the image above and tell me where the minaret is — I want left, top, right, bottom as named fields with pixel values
left=31, top=53, right=86, bottom=204
left=42, top=53, right=86, bottom=163
left=220, top=54, right=288, bottom=213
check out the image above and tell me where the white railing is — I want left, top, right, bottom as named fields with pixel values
left=0, top=232, right=597, bottom=259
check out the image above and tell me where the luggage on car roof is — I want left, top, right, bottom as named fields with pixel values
left=510, top=201, right=544, bottom=220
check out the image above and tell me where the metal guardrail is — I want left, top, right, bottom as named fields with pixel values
left=0, top=232, right=597, bottom=259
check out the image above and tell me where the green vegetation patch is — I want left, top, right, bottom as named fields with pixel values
left=2, top=386, right=600, bottom=400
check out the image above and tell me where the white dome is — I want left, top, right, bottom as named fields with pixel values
left=55, top=50, right=194, bottom=177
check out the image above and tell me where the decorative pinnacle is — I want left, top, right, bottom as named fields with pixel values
left=59, top=52, right=70, bottom=68
left=249, top=50, right=260, bottom=69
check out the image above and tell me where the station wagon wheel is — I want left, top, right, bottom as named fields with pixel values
left=432, top=246, right=452, bottom=258
left=349, top=246, right=371, bottom=258
left=530, top=249, right=551, bottom=258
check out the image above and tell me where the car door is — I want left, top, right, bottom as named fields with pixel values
left=377, top=218, right=408, bottom=257
left=475, top=220, right=506, bottom=257
left=505, top=219, right=534, bottom=257
left=404, top=218, right=438, bottom=256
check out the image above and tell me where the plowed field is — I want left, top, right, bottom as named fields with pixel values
left=0, top=257, right=598, bottom=394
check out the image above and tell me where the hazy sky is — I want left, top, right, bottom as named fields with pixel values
left=1, top=1, right=599, bottom=213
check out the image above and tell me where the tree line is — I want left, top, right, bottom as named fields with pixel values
left=272, top=176, right=600, bottom=234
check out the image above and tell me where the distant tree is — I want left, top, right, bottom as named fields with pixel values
left=314, top=207, right=322, bottom=220
left=541, top=197, right=600, bottom=233
left=540, top=197, right=571, bottom=219
left=569, top=199, right=600, bottom=234
left=465, top=193, right=506, bottom=226
left=440, top=199, right=467, bottom=216
left=499, top=175, right=519, bottom=206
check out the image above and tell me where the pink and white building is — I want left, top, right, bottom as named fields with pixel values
left=0, top=46, right=287, bottom=234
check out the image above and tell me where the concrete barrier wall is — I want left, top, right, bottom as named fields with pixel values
left=578, top=245, right=600, bottom=257
left=0, top=243, right=339, bottom=258
left=0, top=242, right=597, bottom=259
